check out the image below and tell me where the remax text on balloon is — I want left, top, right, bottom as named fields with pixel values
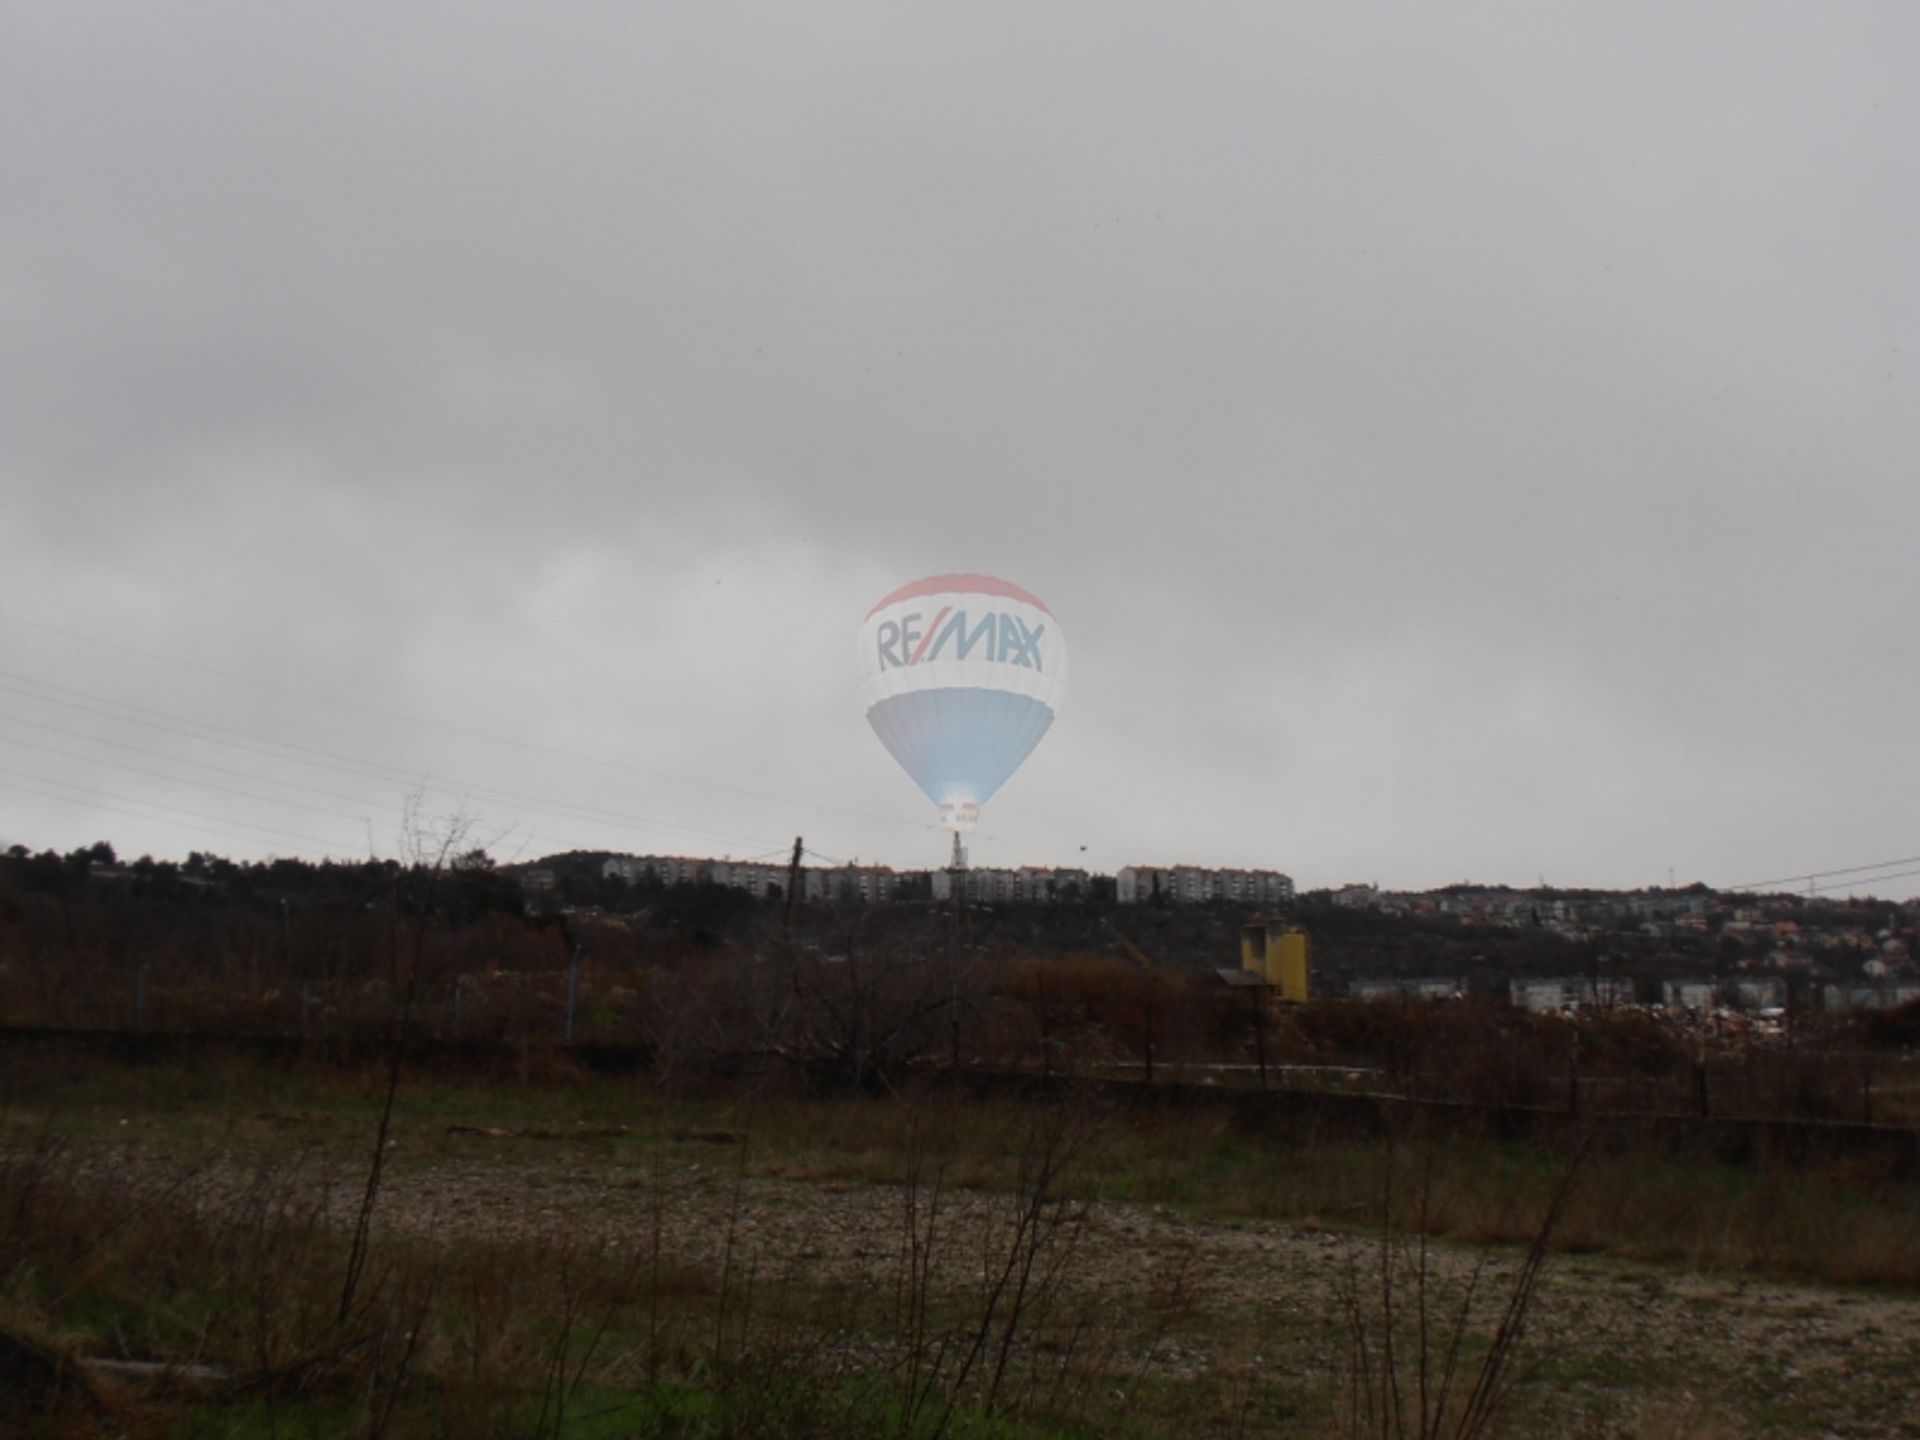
left=874, top=609, right=1049, bottom=672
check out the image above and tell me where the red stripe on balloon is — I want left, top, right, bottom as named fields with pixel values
left=866, top=573, right=1053, bottom=620
left=908, top=606, right=949, bottom=666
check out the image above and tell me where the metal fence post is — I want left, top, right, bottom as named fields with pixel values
left=134, top=963, right=150, bottom=1028
left=453, top=976, right=466, bottom=1037
left=300, top=980, right=312, bottom=1037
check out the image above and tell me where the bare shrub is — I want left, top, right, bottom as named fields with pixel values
left=1339, top=1130, right=1586, bottom=1439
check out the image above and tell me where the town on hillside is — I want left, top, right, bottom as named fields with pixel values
left=6, top=842, right=1915, bottom=1023
left=515, top=850, right=1919, bottom=1017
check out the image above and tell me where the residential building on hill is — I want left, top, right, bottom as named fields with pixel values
left=932, top=866, right=1090, bottom=903
left=1115, top=865, right=1293, bottom=905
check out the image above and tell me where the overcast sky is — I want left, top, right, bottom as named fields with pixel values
left=3, top=3, right=1915, bottom=895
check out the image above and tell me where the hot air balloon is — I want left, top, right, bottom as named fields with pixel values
left=858, top=574, right=1067, bottom=851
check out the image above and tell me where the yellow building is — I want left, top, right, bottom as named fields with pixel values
left=1240, top=918, right=1310, bottom=1002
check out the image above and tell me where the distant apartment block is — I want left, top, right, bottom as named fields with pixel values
left=1509, top=976, right=1635, bottom=1013
left=602, top=855, right=701, bottom=888
left=1115, top=865, right=1293, bottom=905
left=707, top=859, right=786, bottom=897
left=1356, top=886, right=1719, bottom=931
left=602, top=853, right=903, bottom=902
left=1351, top=977, right=1461, bottom=1001
left=1662, top=979, right=1719, bottom=1011
left=802, top=863, right=902, bottom=904
left=1728, top=977, right=1787, bottom=1011
left=932, top=866, right=1090, bottom=904
left=596, top=853, right=1125, bottom=906
left=1823, top=981, right=1920, bottom=1011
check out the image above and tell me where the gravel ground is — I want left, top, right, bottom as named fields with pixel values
left=60, top=1130, right=1920, bottom=1438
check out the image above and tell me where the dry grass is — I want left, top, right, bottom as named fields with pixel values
left=0, top=1079, right=1192, bottom=1438
left=3, top=1052, right=1918, bottom=1437
left=9, top=1047, right=1917, bottom=1291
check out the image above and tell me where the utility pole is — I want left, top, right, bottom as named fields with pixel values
left=945, top=829, right=971, bottom=941
left=784, top=835, right=803, bottom=930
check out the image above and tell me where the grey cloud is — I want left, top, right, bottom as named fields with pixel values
left=2, top=3, right=1914, bottom=891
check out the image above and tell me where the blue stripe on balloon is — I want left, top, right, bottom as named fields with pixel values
left=865, top=687, right=1056, bottom=811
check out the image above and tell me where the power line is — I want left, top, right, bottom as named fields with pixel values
left=0, top=710, right=407, bottom=813
left=0, top=670, right=802, bottom=851
left=0, top=611, right=924, bottom=835
left=0, top=732, right=386, bottom=827
left=1725, top=854, right=1920, bottom=891
left=1805, top=866, right=1920, bottom=897
left=0, top=778, right=348, bottom=857
left=0, top=673, right=813, bottom=858
left=0, top=711, right=555, bottom=856
left=0, top=715, right=573, bottom=855
left=0, top=674, right=434, bottom=788
left=0, top=773, right=365, bottom=856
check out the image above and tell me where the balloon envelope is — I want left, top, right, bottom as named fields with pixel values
left=858, top=574, right=1067, bottom=830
